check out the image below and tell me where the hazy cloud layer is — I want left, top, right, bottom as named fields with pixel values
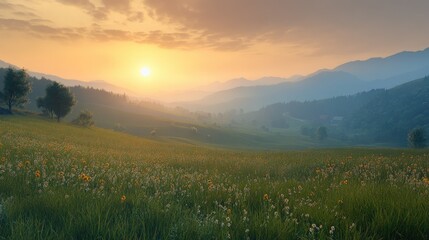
left=143, top=0, right=429, bottom=52
left=0, top=17, right=248, bottom=50
left=55, top=0, right=143, bottom=21
left=2, top=0, right=429, bottom=52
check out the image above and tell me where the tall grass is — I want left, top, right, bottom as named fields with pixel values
left=0, top=116, right=428, bottom=239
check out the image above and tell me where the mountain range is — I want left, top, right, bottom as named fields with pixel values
left=177, top=48, right=429, bottom=112
left=2, top=47, right=429, bottom=114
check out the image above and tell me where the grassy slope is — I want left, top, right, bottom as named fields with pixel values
left=1, top=115, right=429, bottom=239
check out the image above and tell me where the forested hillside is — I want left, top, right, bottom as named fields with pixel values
left=248, top=76, right=429, bottom=145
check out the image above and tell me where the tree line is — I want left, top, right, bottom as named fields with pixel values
left=0, top=67, right=92, bottom=126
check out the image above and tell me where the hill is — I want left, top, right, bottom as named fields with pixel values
left=246, top=76, right=429, bottom=146
left=178, top=47, right=429, bottom=112
left=0, top=68, right=331, bottom=150
left=0, top=59, right=135, bottom=96
left=335, top=47, right=429, bottom=81
left=180, top=71, right=366, bottom=112
left=1, top=115, right=429, bottom=239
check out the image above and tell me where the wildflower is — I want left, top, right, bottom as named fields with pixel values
left=329, top=226, right=335, bottom=235
left=35, top=170, right=41, bottom=178
left=423, top=177, right=429, bottom=185
left=340, top=179, right=348, bottom=185
left=121, top=195, right=126, bottom=203
left=263, top=194, right=269, bottom=201
left=80, top=173, right=91, bottom=182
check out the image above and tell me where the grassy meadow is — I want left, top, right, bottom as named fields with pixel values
left=1, top=116, right=429, bottom=239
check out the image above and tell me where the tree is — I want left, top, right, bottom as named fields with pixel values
left=38, top=82, right=76, bottom=122
left=0, top=68, right=31, bottom=112
left=317, top=126, right=328, bottom=141
left=37, top=97, right=54, bottom=118
left=408, top=128, right=426, bottom=148
left=72, top=110, right=94, bottom=127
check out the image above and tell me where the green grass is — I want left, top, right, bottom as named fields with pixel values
left=1, top=115, right=429, bottom=239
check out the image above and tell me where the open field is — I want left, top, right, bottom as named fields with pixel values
left=1, top=116, right=429, bottom=239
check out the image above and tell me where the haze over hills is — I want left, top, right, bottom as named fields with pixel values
left=0, top=59, right=136, bottom=97
left=166, top=75, right=304, bottom=103
left=3, top=47, right=429, bottom=110
left=197, top=75, right=304, bottom=92
left=177, top=47, right=429, bottom=112
left=179, top=71, right=366, bottom=112
left=244, top=76, right=429, bottom=146
left=1, top=60, right=429, bottom=149
left=335, top=48, right=429, bottom=81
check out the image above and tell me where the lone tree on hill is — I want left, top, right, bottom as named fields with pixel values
left=408, top=128, right=426, bottom=148
left=38, top=82, right=76, bottom=122
left=72, top=110, right=94, bottom=127
left=0, top=67, right=31, bottom=113
left=317, top=126, right=328, bottom=141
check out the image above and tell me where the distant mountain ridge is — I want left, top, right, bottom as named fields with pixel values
left=197, top=75, right=304, bottom=92
left=0, top=59, right=135, bottom=96
left=178, top=71, right=367, bottom=112
left=177, top=47, right=429, bottom=112
left=335, top=48, right=429, bottom=81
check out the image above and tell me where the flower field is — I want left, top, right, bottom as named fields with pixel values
left=1, top=116, right=429, bottom=239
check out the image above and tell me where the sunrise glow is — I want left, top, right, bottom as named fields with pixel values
left=140, top=67, right=151, bottom=77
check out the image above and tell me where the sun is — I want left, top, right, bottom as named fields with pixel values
left=140, top=67, right=151, bottom=77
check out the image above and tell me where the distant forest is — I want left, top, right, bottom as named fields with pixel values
left=248, top=76, right=429, bottom=146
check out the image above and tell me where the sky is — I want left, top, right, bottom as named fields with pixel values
left=1, top=0, right=429, bottom=98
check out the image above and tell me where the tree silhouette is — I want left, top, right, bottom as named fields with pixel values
left=0, top=68, right=31, bottom=112
left=317, top=126, right=328, bottom=141
left=38, top=82, right=76, bottom=122
left=408, top=128, right=426, bottom=148
left=72, top=110, right=94, bottom=127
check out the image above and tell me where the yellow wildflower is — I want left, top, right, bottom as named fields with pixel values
left=423, top=177, right=429, bottom=185
left=121, top=195, right=126, bottom=203
left=263, top=194, right=269, bottom=201
left=17, top=162, right=24, bottom=169
left=35, top=170, right=41, bottom=178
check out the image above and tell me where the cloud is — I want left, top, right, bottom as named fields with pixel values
left=0, top=18, right=243, bottom=50
left=2, top=0, right=429, bottom=53
left=55, top=0, right=144, bottom=22
left=143, top=0, right=429, bottom=53
left=0, top=1, right=42, bottom=20
left=0, top=18, right=85, bottom=40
